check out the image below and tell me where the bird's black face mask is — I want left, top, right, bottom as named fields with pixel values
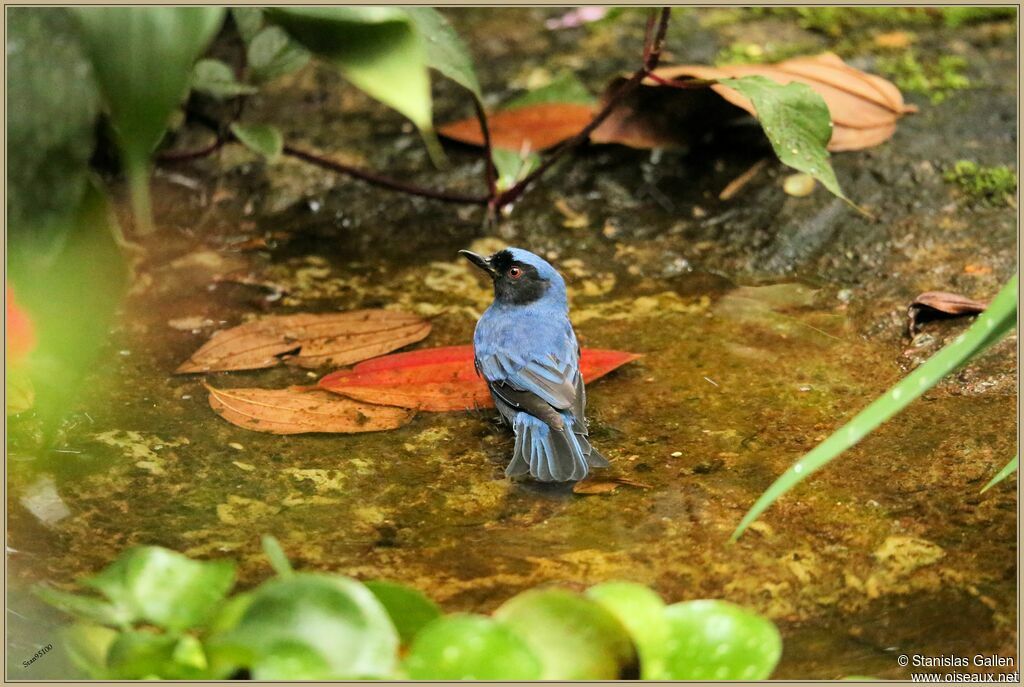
left=460, top=249, right=550, bottom=305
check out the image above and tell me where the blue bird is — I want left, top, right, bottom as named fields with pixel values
left=460, top=247, right=609, bottom=482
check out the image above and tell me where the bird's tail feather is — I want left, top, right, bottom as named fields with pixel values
left=507, top=412, right=606, bottom=482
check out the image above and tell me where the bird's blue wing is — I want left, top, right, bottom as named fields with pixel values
left=478, top=349, right=578, bottom=412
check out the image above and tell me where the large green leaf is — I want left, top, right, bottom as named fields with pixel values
left=493, top=588, right=636, bottom=679
left=404, top=614, right=542, bottom=680
left=84, top=546, right=236, bottom=632
left=733, top=274, right=1018, bottom=540
left=657, top=600, right=782, bottom=680
left=405, top=8, right=481, bottom=98
left=264, top=7, right=431, bottom=132
left=71, top=7, right=225, bottom=233
left=364, top=580, right=442, bottom=646
left=586, top=582, right=669, bottom=679
left=720, top=75, right=846, bottom=202
left=6, top=8, right=99, bottom=254
left=208, top=573, right=399, bottom=679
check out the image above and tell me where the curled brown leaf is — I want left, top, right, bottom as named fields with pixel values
left=908, top=291, right=989, bottom=337
left=592, top=53, right=916, bottom=152
left=175, top=310, right=431, bottom=373
left=206, top=384, right=414, bottom=434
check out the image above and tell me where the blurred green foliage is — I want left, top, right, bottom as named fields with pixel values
left=38, top=539, right=783, bottom=680
left=72, top=7, right=225, bottom=233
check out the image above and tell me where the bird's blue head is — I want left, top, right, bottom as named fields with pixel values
left=460, top=247, right=567, bottom=309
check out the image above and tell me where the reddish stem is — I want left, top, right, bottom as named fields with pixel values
left=493, top=7, right=672, bottom=209
left=283, top=144, right=489, bottom=205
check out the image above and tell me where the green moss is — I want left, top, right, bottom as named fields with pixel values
left=876, top=50, right=970, bottom=103
left=941, top=7, right=1017, bottom=27
left=794, top=8, right=932, bottom=36
left=699, top=7, right=1014, bottom=35
left=943, top=161, right=1017, bottom=207
left=714, top=41, right=818, bottom=66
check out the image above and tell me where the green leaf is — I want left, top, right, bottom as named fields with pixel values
left=192, top=59, right=258, bottom=99
left=733, top=274, right=1018, bottom=540
left=231, top=7, right=263, bottom=43
left=505, top=70, right=596, bottom=108
left=172, top=635, right=208, bottom=672
left=265, top=7, right=432, bottom=132
left=981, top=455, right=1018, bottom=493
left=71, top=7, right=225, bottom=233
left=206, top=592, right=254, bottom=637
left=719, top=75, right=846, bottom=202
left=84, top=546, right=236, bottom=632
left=105, top=630, right=209, bottom=680
left=405, top=8, right=481, bottom=98
left=658, top=600, right=782, bottom=680
left=364, top=580, right=442, bottom=646
left=59, top=623, right=118, bottom=679
left=493, top=588, right=636, bottom=680
left=6, top=8, right=99, bottom=254
left=404, top=614, right=542, bottom=680
left=208, top=573, right=399, bottom=680
left=586, top=582, right=668, bottom=679
left=35, top=586, right=132, bottom=628
left=492, top=148, right=541, bottom=192
left=247, top=26, right=310, bottom=83
left=231, top=123, right=284, bottom=162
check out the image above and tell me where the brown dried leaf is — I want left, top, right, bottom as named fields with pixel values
left=206, top=384, right=413, bottom=434
left=907, top=291, right=989, bottom=336
left=573, top=480, right=620, bottom=495
left=175, top=310, right=431, bottom=373
left=593, top=53, right=916, bottom=153
left=572, top=476, right=652, bottom=495
left=439, top=103, right=595, bottom=151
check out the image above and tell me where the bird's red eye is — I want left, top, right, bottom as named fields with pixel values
left=508, top=266, right=523, bottom=279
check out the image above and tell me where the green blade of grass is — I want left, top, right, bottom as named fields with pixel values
left=981, top=455, right=1018, bottom=493
left=261, top=535, right=294, bottom=577
left=732, top=274, right=1018, bottom=541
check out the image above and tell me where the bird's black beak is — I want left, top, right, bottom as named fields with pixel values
left=459, top=250, right=496, bottom=278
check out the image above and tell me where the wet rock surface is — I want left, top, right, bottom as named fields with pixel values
left=7, top=9, right=1016, bottom=679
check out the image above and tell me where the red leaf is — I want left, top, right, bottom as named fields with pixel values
left=318, top=345, right=641, bottom=412
left=6, top=285, right=36, bottom=364
left=439, top=103, right=596, bottom=151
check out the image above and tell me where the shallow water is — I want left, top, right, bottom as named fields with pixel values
left=7, top=7, right=1018, bottom=680
left=7, top=228, right=1016, bottom=679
